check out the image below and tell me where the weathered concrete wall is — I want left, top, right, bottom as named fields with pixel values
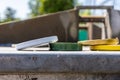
left=1, top=51, right=120, bottom=73
left=0, top=51, right=119, bottom=80
left=0, top=74, right=120, bottom=80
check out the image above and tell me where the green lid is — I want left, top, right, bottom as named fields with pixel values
left=50, top=42, right=82, bottom=51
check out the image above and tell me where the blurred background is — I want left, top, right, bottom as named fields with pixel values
left=0, top=0, right=81, bottom=23
left=1, top=0, right=100, bottom=22
left=0, top=0, right=119, bottom=42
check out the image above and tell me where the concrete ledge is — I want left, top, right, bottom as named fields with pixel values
left=0, top=51, right=120, bottom=73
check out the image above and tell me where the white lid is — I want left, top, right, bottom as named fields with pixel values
left=16, top=36, right=58, bottom=50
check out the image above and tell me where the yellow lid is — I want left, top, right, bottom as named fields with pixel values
left=78, top=38, right=119, bottom=46
left=91, top=45, right=120, bottom=51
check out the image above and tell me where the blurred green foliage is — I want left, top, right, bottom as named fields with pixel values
left=80, top=10, right=91, bottom=16
left=28, top=0, right=91, bottom=17
left=0, top=0, right=91, bottom=23
left=40, top=0, right=74, bottom=14
left=28, top=0, right=41, bottom=17
left=0, top=7, right=20, bottom=23
left=28, top=0, right=74, bottom=17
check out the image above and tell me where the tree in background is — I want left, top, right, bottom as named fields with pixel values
left=4, top=7, right=16, bottom=22
left=0, top=14, right=1, bottom=23
left=1, top=7, right=19, bottom=23
left=28, top=0, right=75, bottom=17
left=40, top=0, right=74, bottom=14
left=28, top=0, right=40, bottom=17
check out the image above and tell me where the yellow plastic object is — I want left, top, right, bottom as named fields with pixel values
left=91, top=45, right=120, bottom=51
left=78, top=38, right=119, bottom=46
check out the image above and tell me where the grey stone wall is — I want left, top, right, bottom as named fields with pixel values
left=0, top=73, right=120, bottom=80
left=0, top=51, right=119, bottom=80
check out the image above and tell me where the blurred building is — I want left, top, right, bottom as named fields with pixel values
left=78, top=0, right=120, bottom=40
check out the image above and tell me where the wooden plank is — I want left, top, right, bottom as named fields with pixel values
left=0, top=9, right=78, bottom=43
left=79, top=16, right=105, bottom=22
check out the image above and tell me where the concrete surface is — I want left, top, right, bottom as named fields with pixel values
left=0, top=51, right=119, bottom=80
left=0, top=74, right=120, bottom=80
left=0, top=51, right=119, bottom=73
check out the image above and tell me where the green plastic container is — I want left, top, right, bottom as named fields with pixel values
left=50, top=42, right=82, bottom=51
left=78, top=29, right=88, bottom=41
